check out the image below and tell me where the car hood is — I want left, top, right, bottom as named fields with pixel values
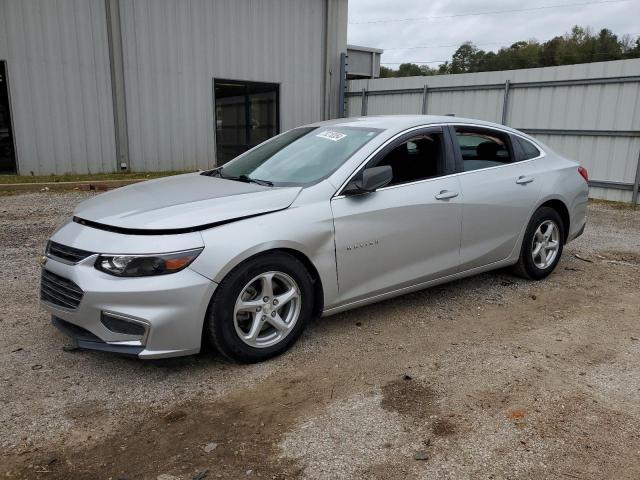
left=74, top=173, right=302, bottom=232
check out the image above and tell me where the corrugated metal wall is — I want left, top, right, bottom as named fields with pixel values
left=0, top=0, right=347, bottom=174
left=119, top=0, right=334, bottom=172
left=0, top=0, right=117, bottom=175
left=347, top=59, right=640, bottom=203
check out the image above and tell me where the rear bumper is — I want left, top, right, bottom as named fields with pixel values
left=567, top=220, right=586, bottom=242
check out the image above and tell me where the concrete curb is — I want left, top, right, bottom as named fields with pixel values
left=0, top=178, right=147, bottom=192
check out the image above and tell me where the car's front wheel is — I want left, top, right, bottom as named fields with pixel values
left=205, top=252, right=314, bottom=363
left=513, top=206, right=565, bottom=280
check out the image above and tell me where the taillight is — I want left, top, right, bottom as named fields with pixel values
left=578, top=166, right=589, bottom=182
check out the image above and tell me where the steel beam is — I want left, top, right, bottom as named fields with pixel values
left=520, top=128, right=640, bottom=137
left=421, top=84, right=428, bottom=114
left=344, top=75, right=640, bottom=98
left=338, top=52, right=347, bottom=118
left=501, top=80, right=511, bottom=125
left=632, top=148, right=640, bottom=205
left=588, top=180, right=634, bottom=191
left=345, top=84, right=504, bottom=97
left=512, top=75, right=640, bottom=89
left=105, top=0, right=130, bottom=171
left=360, top=88, right=367, bottom=116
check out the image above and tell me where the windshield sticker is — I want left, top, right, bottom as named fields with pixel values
left=316, top=130, right=347, bottom=142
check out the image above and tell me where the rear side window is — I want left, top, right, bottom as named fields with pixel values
left=515, top=136, right=541, bottom=160
left=454, top=127, right=514, bottom=172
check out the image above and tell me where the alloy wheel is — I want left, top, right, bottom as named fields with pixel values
left=531, top=220, right=560, bottom=269
left=233, top=271, right=302, bottom=348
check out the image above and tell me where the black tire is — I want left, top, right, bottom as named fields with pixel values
left=512, top=206, right=565, bottom=280
left=205, top=252, right=314, bottom=363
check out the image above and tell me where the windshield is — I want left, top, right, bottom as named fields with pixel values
left=217, top=126, right=382, bottom=186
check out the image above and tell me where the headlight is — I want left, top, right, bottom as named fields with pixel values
left=94, top=248, right=203, bottom=277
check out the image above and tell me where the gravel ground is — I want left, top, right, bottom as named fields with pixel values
left=1, top=192, right=639, bottom=479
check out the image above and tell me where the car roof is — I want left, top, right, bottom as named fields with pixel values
left=308, top=115, right=525, bottom=137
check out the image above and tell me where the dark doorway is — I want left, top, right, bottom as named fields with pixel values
left=214, top=79, right=279, bottom=165
left=0, top=61, right=16, bottom=174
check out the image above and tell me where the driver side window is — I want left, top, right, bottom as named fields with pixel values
left=369, top=132, right=445, bottom=187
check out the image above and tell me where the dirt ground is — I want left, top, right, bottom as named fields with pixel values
left=1, top=192, right=639, bottom=480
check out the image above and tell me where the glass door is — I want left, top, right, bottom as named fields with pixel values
left=0, top=61, right=16, bottom=174
left=214, top=79, right=279, bottom=165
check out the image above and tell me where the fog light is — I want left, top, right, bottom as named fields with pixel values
left=100, top=312, right=146, bottom=336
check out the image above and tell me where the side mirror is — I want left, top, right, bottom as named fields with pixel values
left=344, top=165, right=393, bottom=195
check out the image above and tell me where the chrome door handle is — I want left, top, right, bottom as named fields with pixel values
left=516, top=175, right=534, bottom=185
left=435, top=190, right=459, bottom=200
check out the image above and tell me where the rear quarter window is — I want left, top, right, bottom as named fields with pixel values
left=515, top=136, right=541, bottom=160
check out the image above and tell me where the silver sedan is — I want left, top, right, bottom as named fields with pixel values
left=40, top=116, right=588, bottom=362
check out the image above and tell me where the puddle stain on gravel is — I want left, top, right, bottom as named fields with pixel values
left=6, top=376, right=318, bottom=480
left=381, top=377, right=458, bottom=435
left=380, top=377, right=437, bottom=420
left=431, top=418, right=456, bottom=436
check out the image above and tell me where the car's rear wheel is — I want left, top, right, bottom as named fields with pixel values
left=513, top=206, right=565, bottom=280
left=205, top=252, right=313, bottom=363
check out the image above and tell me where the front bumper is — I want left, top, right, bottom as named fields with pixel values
left=41, top=255, right=217, bottom=359
left=52, top=316, right=145, bottom=356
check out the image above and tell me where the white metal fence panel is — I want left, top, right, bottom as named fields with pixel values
left=428, top=89, right=504, bottom=122
left=346, top=59, right=640, bottom=204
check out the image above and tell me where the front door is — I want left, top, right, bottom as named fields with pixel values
left=214, top=79, right=279, bottom=165
left=331, top=127, right=462, bottom=306
left=0, top=61, right=16, bottom=174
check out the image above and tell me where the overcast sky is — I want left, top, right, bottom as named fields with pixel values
left=347, top=0, right=640, bottom=67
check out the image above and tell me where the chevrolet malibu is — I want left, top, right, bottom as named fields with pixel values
left=41, top=115, right=588, bottom=363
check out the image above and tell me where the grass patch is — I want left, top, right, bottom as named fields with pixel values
left=0, top=171, right=192, bottom=184
left=589, top=198, right=637, bottom=210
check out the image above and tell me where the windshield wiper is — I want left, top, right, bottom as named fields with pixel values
left=205, top=168, right=273, bottom=186
left=236, top=175, right=273, bottom=187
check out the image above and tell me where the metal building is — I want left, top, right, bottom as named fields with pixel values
left=0, top=0, right=348, bottom=175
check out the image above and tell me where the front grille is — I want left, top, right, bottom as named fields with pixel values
left=40, top=270, right=84, bottom=310
left=46, top=241, right=93, bottom=264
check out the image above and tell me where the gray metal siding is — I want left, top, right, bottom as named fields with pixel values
left=119, top=0, right=328, bottom=172
left=347, top=59, right=640, bottom=202
left=0, top=0, right=347, bottom=174
left=0, top=0, right=116, bottom=175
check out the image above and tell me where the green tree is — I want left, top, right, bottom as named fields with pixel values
left=397, top=63, right=425, bottom=76
left=437, top=61, right=451, bottom=74
left=555, top=26, right=593, bottom=64
left=375, top=25, right=638, bottom=78
left=539, top=36, right=563, bottom=67
left=625, top=37, right=640, bottom=58
left=593, top=29, right=623, bottom=61
left=379, top=66, right=397, bottom=78
left=450, top=42, right=484, bottom=73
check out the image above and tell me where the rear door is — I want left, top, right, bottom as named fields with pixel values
left=330, top=126, right=462, bottom=305
left=450, top=125, right=542, bottom=270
